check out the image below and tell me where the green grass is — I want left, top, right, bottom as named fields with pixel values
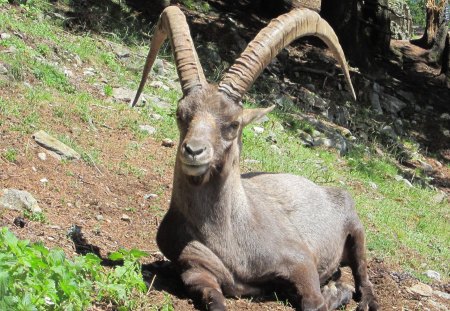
left=1, top=147, right=18, bottom=162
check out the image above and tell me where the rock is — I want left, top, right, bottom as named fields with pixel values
left=162, top=138, right=175, bottom=147
left=380, top=93, right=407, bottom=115
left=63, top=69, right=73, bottom=77
left=32, top=130, right=80, bottom=160
left=443, top=129, right=450, bottom=138
left=369, top=92, right=383, bottom=115
left=253, top=115, right=269, bottom=124
left=369, top=182, right=378, bottom=190
left=253, top=126, right=264, bottom=134
left=432, top=192, right=448, bottom=204
left=40, top=178, right=48, bottom=184
left=433, top=290, right=450, bottom=300
left=395, top=175, right=413, bottom=187
left=298, top=130, right=314, bottom=146
left=0, top=63, right=7, bottom=75
left=275, top=95, right=295, bottom=108
left=440, top=113, right=450, bottom=120
left=419, top=160, right=433, bottom=173
left=139, top=125, right=156, bottom=135
left=0, top=189, right=42, bottom=213
left=381, top=125, right=397, bottom=139
left=121, top=214, right=131, bottom=222
left=408, top=283, right=433, bottom=297
left=114, top=47, right=130, bottom=59
left=149, top=80, right=169, bottom=91
left=298, top=87, right=328, bottom=110
left=37, top=152, right=47, bottom=161
left=96, top=215, right=104, bottom=221
left=424, top=270, right=441, bottom=281
left=83, top=67, right=96, bottom=76
left=153, top=59, right=165, bottom=75
left=112, top=87, right=135, bottom=103
left=0, top=33, right=11, bottom=39
left=150, top=113, right=163, bottom=120
left=144, top=193, right=158, bottom=200
left=270, top=144, right=281, bottom=154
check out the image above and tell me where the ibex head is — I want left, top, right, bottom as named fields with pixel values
left=132, top=6, right=355, bottom=183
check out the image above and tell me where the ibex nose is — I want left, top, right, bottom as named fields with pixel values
left=184, top=141, right=206, bottom=157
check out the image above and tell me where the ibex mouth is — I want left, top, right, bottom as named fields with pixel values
left=181, top=163, right=210, bottom=177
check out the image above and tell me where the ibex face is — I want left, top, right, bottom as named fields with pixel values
left=176, top=90, right=242, bottom=179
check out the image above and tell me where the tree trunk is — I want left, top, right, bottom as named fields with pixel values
left=412, top=0, right=448, bottom=49
left=441, top=32, right=450, bottom=86
left=321, top=0, right=391, bottom=69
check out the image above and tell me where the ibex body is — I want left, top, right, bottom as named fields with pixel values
left=133, top=6, right=378, bottom=311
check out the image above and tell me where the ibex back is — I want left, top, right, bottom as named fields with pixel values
left=133, top=6, right=378, bottom=311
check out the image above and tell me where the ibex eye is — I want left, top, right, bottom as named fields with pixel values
left=229, top=121, right=240, bottom=130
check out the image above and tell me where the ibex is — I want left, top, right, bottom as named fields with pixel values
left=133, top=6, right=378, bottom=311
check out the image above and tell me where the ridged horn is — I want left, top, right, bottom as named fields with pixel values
left=218, top=8, right=356, bottom=103
left=131, top=6, right=206, bottom=107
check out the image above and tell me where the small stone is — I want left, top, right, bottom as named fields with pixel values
left=424, top=270, right=441, bottom=281
left=369, top=182, right=378, bottom=190
left=270, top=144, right=281, bottom=154
left=0, top=33, right=11, bottom=39
left=253, top=126, right=264, bottom=134
left=47, top=236, right=55, bottom=241
left=443, top=129, right=450, bottom=138
left=0, top=64, right=8, bottom=75
left=432, top=192, right=447, bottom=204
left=37, top=152, right=47, bottom=161
left=49, top=225, right=61, bottom=230
left=33, top=130, right=80, bottom=160
left=440, top=113, right=450, bottom=120
left=419, top=160, right=433, bottom=173
left=121, top=214, right=131, bottom=222
left=139, top=125, right=156, bottom=135
left=149, top=80, right=169, bottom=91
left=433, top=290, right=450, bottom=300
left=144, top=194, right=158, bottom=200
left=40, top=178, right=48, bottom=184
left=162, top=138, right=174, bottom=147
left=64, top=69, right=73, bottom=77
left=0, top=189, right=42, bottom=213
left=150, top=113, right=163, bottom=120
left=409, top=283, right=433, bottom=297
left=96, top=215, right=104, bottom=221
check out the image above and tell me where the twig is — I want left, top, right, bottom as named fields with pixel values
left=147, top=274, right=157, bottom=295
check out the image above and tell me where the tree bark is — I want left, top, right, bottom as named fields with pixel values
left=321, top=0, right=391, bottom=69
left=412, top=0, right=448, bottom=49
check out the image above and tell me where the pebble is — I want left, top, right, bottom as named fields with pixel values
left=162, top=138, right=175, bottom=147
left=424, top=270, right=441, bottom=281
left=40, top=178, right=49, bottom=184
left=0, top=64, right=7, bottom=75
left=408, top=283, right=433, bottom=297
left=433, top=290, right=450, bottom=300
left=37, top=152, right=47, bottom=161
left=150, top=113, right=163, bottom=120
left=139, top=125, right=156, bottom=135
left=0, top=33, right=11, bottom=39
left=144, top=193, right=158, bottom=200
left=96, top=215, right=104, bottom=221
left=121, top=214, right=131, bottom=222
left=368, top=182, right=378, bottom=190
left=253, top=126, right=264, bottom=134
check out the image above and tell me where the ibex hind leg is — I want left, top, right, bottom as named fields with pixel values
left=182, top=268, right=226, bottom=311
left=346, top=226, right=379, bottom=311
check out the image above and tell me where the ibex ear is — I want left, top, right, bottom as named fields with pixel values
left=242, top=105, right=275, bottom=127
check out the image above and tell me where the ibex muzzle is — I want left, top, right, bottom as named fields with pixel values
left=133, top=6, right=378, bottom=311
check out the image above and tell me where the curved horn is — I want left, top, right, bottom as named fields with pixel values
left=132, top=6, right=206, bottom=107
left=218, top=8, right=356, bottom=103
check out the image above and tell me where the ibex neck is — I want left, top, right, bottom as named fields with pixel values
left=171, top=162, right=247, bottom=228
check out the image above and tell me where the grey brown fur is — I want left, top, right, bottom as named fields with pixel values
left=134, top=6, right=378, bottom=311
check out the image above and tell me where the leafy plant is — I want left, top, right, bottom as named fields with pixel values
left=2, top=147, right=18, bottom=162
left=0, top=228, right=149, bottom=310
